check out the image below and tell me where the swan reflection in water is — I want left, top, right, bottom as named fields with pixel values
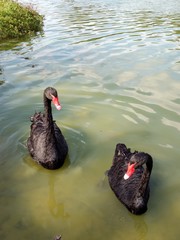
left=48, top=175, right=70, bottom=219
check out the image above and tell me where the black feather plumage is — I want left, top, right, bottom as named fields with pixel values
left=108, top=143, right=153, bottom=215
left=27, top=87, right=68, bottom=169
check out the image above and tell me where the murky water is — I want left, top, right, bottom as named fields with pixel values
left=0, top=0, right=180, bottom=239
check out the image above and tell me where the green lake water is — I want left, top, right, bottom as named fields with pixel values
left=0, top=0, right=180, bottom=239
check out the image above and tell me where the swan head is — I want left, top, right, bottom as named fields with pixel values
left=44, top=87, right=62, bottom=110
left=123, top=162, right=136, bottom=180
left=123, top=152, right=153, bottom=180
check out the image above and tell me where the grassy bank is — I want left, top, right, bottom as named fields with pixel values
left=0, top=0, right=44, bottom=40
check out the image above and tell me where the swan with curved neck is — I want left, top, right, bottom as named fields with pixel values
left=27, top=87, right=68, bottom=169
left=108, top=143, right=153, bottom=215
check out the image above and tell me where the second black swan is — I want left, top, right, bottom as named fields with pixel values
left=27, top=87, right=68, bottom=169
left=107, top=143, right=153, bottom=215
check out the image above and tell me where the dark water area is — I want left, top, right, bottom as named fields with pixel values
left=0, top=0, right=180, bottom=239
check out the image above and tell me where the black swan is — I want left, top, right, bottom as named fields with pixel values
left=107, top=143, right=153, bottom=215
left=27, top=87, right=68, bottom=169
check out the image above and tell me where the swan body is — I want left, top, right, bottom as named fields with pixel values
left=108, top=143, right=153, bottom=215
left=27, top=87, right=68, bottom=169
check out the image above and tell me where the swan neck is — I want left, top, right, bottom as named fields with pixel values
left=44, top=94, right=53, bottom=126
left=137, top=166, right=151, bottom=197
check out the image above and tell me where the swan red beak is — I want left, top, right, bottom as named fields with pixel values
left=52, top=95, right=62, bottom=110
left=124, top=163, right=136, bottom=180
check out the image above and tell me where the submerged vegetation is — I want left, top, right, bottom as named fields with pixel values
left=0, top=0, right=44, bottom=40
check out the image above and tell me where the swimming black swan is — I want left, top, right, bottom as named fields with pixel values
left=27, top=87, right=68, bottom=170
left=107, top=143, right=153, bottom=215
